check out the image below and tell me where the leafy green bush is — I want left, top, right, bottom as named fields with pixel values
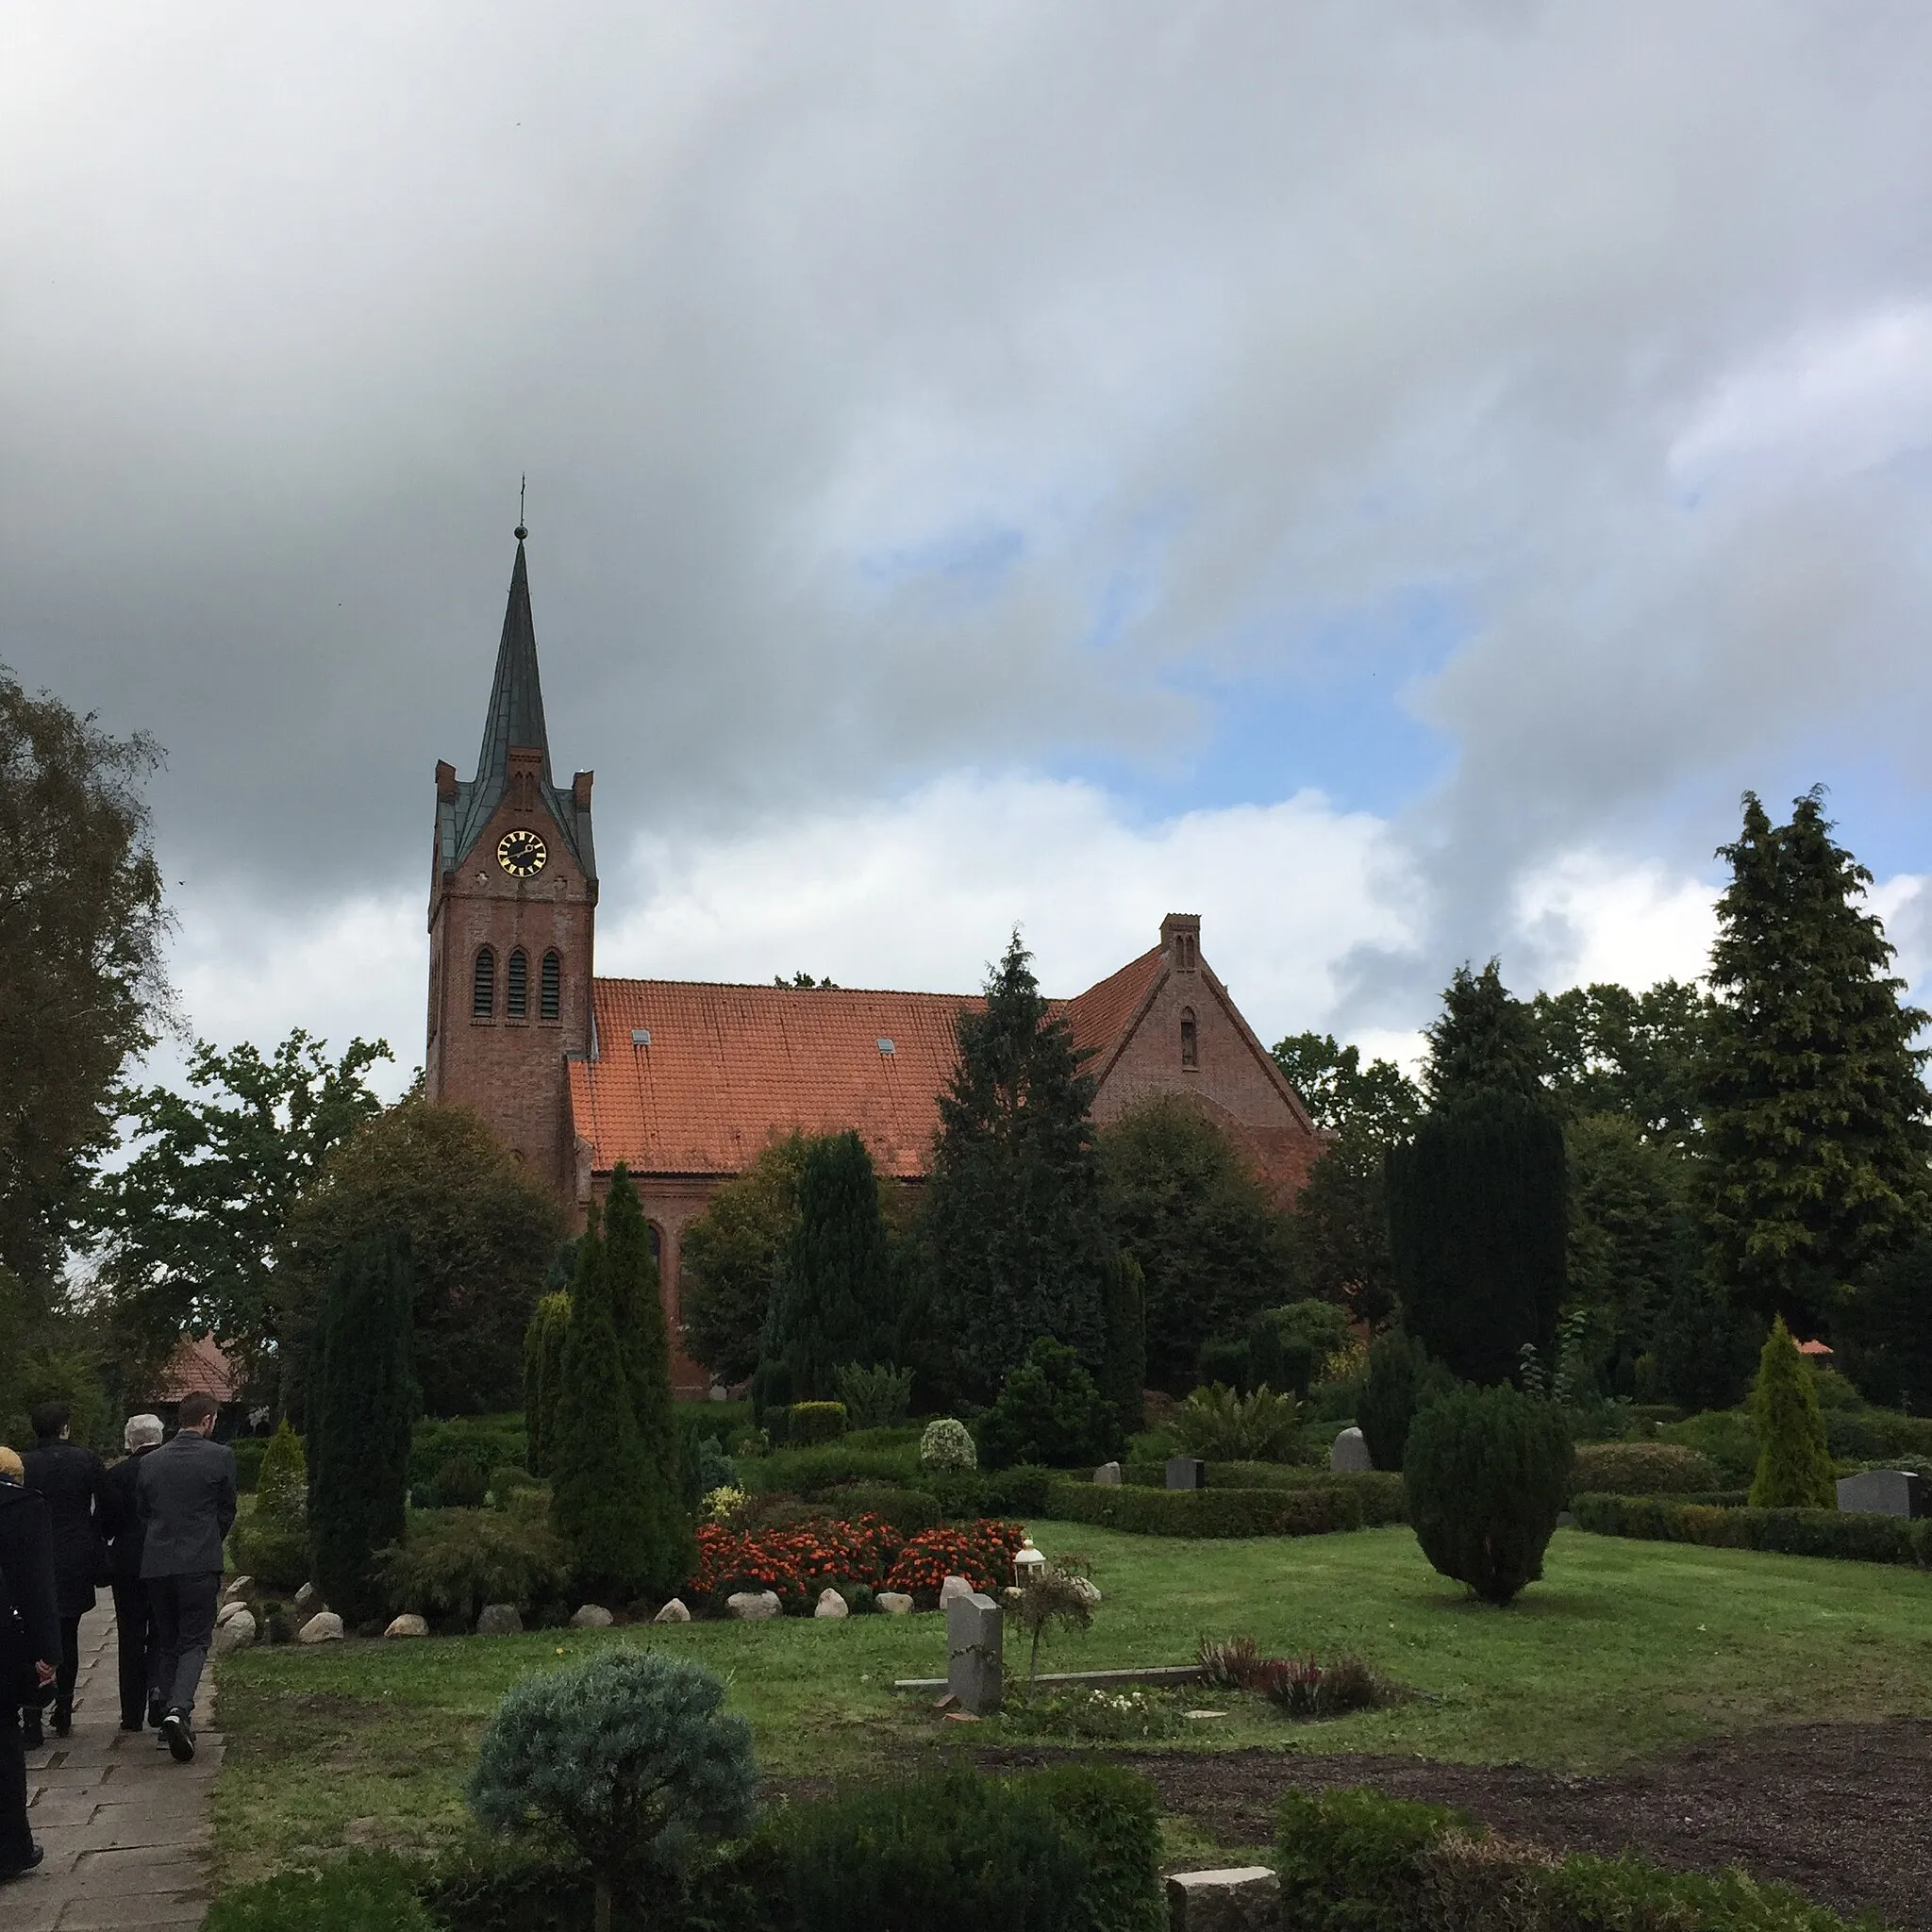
left=232, top=1515, right=311, bottom=1593
left=488, top=1466, right=541, bottom=1507
left=1403, top=1384, right=1573, bottom=1604
left=919, top=1417, right=977, bottom=1472
left=821, top=1485, right=944, bottom=1535
left=434, top=1456, right=491, bottom=1509
left=256, top=1420, right=308, bottom=1522
left=1275, top=1788, right=1469, bottom=1932
left=1024, top=1763, right=1165, bottom=1932
left=1171, top=1383, right=1304, bottom=1461
left=1357, top=1329, right=1457, bottom=1472
left=469, top=1648, right=758, bottom=1932
left=230, top=1436, right=271, bottom=1495
left=832, top=1362, right=914, bottom=1429
left=375, top=1505, right=572, bottom=1625
left=787, top=1400, right=847, bottom=1445
left=204, top=1853, right=435, bottom=1931
left=1656, top=1407, right=1759, bottom=1484
left=1571, top=1492, right=1931, bottom=1567
left=740, top=1441, right=919, bottom=1496
left=775, top=1766, right=1088, bottom=1932
left=927, top=1464, right=1058, bottom=1521
left=1568, top=1441, right=1717, bottom=1495
left=1750, top=1318, right=1837, bottom=1508
left=977, top=1339, right=1117, bottom=1469
left=1044, top=1474, right=1405, bottom=1538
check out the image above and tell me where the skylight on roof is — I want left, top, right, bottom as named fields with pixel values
left=876, top=1037, right=895, bottom=1055
left=631, top=1029, right=651, bottom=1047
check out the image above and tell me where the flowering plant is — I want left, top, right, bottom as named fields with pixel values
left=882, top=1520, right=1026, bottom=1607
left=918, top=1418, right=977, bottom=1472
left=689, top=1511, right=908, bottom=1614
left=700, top=1486, right=748, bottom=1525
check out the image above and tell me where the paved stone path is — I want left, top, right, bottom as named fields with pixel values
left=2, top=1602, right=216, bottom=1930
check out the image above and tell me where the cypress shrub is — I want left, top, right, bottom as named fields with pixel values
left=522, top=1291, right=571, bottom=1478
left=604, top=1165, right=693, bottom=1593
left=977, top=1338, right=1117, bottom=1469
left=548, top=1204, right=672, bottom=1601
left=1357, top=1329, right=1455, bottom=1472
left=1403, top=1383, right=1572, bottom=1604
left=1386, top=1093, right=1566, bottom=1388
left=256, top=1419, right=307, bottom=1521
left=308, top=1232, right=418, bottom=1624
left=1748, top=1316, right=1837, bottom=1509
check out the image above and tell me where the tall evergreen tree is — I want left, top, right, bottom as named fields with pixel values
left=522, top=1291, right=571, bottom=1477
left=1098, top=1251, right=1147, bottom=1438
left=603, top=1164, right=692, bottom=1590
left=924, top=932, right=1118, bottom=1394
left=1747, top=1315, right=1836, bottom=1509
left=1700, top=791, right=1930, bottom=1338
left=1388, top=964, right=1566, bottom=1386
left=308, top=1231, right=417, bottom=1624
left=762, top=1132, right=897, bottom=1398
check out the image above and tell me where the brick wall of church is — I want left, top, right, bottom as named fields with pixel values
left=1091, top=965, right=1322, bottom=1204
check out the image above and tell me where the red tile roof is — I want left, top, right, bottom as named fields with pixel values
left=572, top=958, right=1166, bottom=1180
left=150, top=1335, right=242, bottom=1403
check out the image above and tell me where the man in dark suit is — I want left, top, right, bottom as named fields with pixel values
left=97, top=1414, right=165, bottom=1732
left=0, top=1444, right=59, bottom=1882
left=137, top=1394, right=237, bottom=1764
left=19, top=1403, right=108, bottom=1743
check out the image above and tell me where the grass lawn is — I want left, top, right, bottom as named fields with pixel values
left=211, top=1523, right=1932, bottom=1887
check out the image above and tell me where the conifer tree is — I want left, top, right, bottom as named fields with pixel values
left=522, top=1291, right=571, bottom=1477
left=924, top=931, right=1117, bottom=1394
left=1747, top=1315, right=1836, bottom=1509
left=1701, top=791, right=1930, bottom=1338
left=1098, top=1251, right=1147, bottom=1439
left=549, top=1203, right=680, bottom=1600
left=603, top=1164, right=692, bottom=1591
left=308, top=1232, right=416, bottom=1624
left=762, top=1132, right=897, bottom=1398
left=1387, top=963, right=1567, bottom=1387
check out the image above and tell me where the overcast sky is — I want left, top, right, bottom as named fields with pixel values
left=9, top=2, right=1932, bottom=1097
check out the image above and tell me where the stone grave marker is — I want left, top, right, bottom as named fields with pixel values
left=1835, top=1469, right=1924, bottom=1518
left=1094, top=1459, right=1123, bottom=1485
left=1166, top=1455, right=1207, bottom=1491
left=1331, top=1426, right=1372, bottom=1473
left=945, top=1590, right=1004, bottom=1714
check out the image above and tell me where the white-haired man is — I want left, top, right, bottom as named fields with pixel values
left=97, top=1414, right=165, bottom=1732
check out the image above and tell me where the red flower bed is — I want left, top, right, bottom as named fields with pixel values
left=689, top=1511, right=908, bottom=1613
left=884, top=1521, right=1027, bottom=1607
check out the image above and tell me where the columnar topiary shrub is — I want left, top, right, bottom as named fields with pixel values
left=467, top=1647, right=758, bottom=1932
left=308, top=1232, right=418, bottom=1623
left=237, top=1418, right=310, bottom=1590
left=1402, top=1383, right=1572, bottom=1605
left=522, top=1291, right=571, bottom=1477
left=1357, top=1329, right=1455, bottom=1473
left=920, top=1417, right=976, bottom=1473
left=1748, top=1315, right=1837, bottom=1508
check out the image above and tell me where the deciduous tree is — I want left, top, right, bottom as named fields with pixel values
left=678, top=1131, right=810, bottom=1384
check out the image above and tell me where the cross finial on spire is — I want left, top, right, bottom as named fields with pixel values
left=515, top=473, right=528, bottom=542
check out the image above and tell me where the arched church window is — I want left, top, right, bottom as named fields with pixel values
left=507, top=947, right=528, bottom=1018
left=541, top=950, right=561, bottom=1021
left=1180, top=1007, right=1198, bottom=1069
left=647, top=1224, right=663, bottom=1270
left=473, top=947, right=496, bottom=1017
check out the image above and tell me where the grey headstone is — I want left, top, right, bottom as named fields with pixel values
left=1330, top=1425, right=1372, bottom=1473
left=1836, top=1469, right=1924, bottom=1518
left=1094, top=1460, right=1123, bottom=1485
left=1166, top=1456, right=1207, bottom=1491
left=1167, top=1866, right=1281, bottom=1931
left=946, top=1590, right=1004, bottom=1714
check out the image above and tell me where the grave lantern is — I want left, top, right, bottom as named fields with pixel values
left=1013, top=1536, right=1046, bottom=1586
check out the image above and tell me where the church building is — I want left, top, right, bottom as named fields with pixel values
left=426, top=534, right=1324, bottom=1391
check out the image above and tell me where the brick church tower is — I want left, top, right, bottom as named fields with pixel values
left=425, top=528, right=597, bottom=1193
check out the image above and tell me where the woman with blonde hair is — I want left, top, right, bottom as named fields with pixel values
left=0, top=1441, right=59, bottom=1881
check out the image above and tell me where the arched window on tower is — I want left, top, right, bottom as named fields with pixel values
left=541, top=950, right=562, bottom=1021
left=507, top=947, right=528, bottom=1018
left=1180, top=1007, right=1198, bottom=1069
left=473, top=947, right=496, bottom=1017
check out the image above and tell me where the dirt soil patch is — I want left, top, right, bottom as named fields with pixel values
left=978, top=1721, right=1932, bottom=1930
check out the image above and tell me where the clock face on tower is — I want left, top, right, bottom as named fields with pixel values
left=496, top=828, right=549, bottom=878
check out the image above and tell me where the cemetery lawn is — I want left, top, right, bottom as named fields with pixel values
left=211, top=1523, right=1932, bottom=1886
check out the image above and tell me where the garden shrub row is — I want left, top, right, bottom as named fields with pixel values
left=1045, top=1473, right=1405, bottom=1539
left=408, top=1416, right=528, bottom=1491
left=1572, top=1492, right=1932, bottom=1567
left=1121, top=1459, right=1360, bottom=1489
left=1568, top=1441, right=1718, bottom=1495
left=208, top=1764, right=1164, bottom=1932
left=1276, top=1787, right=1875, bottom=1932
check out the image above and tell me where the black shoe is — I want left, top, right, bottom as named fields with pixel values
left=19, top=1712, right=42, bottom=1750
left=0, top=1841, right=44, bottom=1880
left=146, top=1694, right=167, bottom=1729
left=160, top=1708, right=195, bottom=1762
left=120, top=1717, right=144, bottom=1732
left=51, top=1708, right=71, bottom=1739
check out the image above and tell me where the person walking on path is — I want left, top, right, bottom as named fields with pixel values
left=0, top=1445, right=59, bottom=1883
left=137, top=1394, right=235, bottom=1765
left=98, top=1413, right=165, bottom=1732
left=19, top=1403, right=107, bottom=1746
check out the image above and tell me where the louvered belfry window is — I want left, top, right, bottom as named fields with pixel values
left=507, top=948, right=528, bottom=1018
left=541, top=950, right=561, bottom=1021
left=1180, top=1007, right=1198, bottom=1069
left=473, top=947, right=496, bottom=1017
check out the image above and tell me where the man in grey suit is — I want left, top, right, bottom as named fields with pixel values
left=137, top=1393, right=236, bottom=1763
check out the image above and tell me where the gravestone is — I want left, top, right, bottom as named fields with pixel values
left=1166, top=1456, right=1207, bottom=1491
left=1094, top=1460, right=1123, bottom=1485
left=1330, top=1426, right=1372, bottom=1474
left=946, top=1590, right=1004, bottom=1714
left=1835, top=1469, right=1924, bottom=1518
left=1166, top=1866, right=1281, bottom=1931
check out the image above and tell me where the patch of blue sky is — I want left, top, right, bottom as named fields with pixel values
left=856, top=521, right=1026, bottom=602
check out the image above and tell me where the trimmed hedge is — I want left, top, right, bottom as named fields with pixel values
left=1573, top=1492, right=1932, bottom=1567
left=1275, top=1785, right=1875, bottom=1932
left=1044, top=1474, right=1405, bottom=1539
left=1568, top=1441, right=1717, bottom=1495
left=1120, top=1459, right=1347, bottom=1490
